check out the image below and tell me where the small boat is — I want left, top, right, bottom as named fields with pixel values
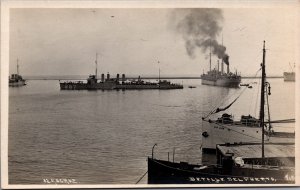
left=148, top=143, right=295, bottom=184
left=9, top=59, right=26, bottom=87
left=188, top=86, right=196, bottom=88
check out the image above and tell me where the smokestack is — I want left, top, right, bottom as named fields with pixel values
left=217, top=60, right=219, bottom=72
left=116, top=74, right=120, bottom=82
left=107, top=73, right=110, bottom=80
left=227, top=64, right=229, bottom=74
left=101, top=73, right=105, bottom=82
left=221, top=60, right=224, bottom=74
left=122, top=74, right=126, bottom=84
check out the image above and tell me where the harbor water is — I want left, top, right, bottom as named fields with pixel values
left=8, top=78, right=295, bottom=184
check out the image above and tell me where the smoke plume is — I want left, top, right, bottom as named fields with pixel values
left=174, top=8, right=229, bottom=65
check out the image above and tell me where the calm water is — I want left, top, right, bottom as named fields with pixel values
left=8, top=78, right=295, bottom=184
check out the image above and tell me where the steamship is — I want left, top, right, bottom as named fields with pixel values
left=147, top=41, right=295, bottom=184
left=201, top=51, right=241, bottom=87
left=59, top=55, right=183, bottom=90
left=9, top=59, right=26, bottom=87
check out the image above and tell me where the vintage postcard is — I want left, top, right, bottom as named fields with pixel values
left=1, top=0, right=299, bottom=189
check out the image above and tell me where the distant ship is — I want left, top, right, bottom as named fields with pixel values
left=60, top=54, right=183, bottom=90
left=201, top=47, right=241, bottom=88
left=9, top=59, right=26, bottom=87
left=283, top=72, right=295, bottom=82
left=283, top=63, right=295, bottom=82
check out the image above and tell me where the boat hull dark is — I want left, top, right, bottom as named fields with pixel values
left=147, top=158, right=294, bottom=184
left=9, top=80, right=26, bottom=87
left=59, top=82, right=183, bottom=90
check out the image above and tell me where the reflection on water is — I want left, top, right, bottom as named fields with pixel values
left=8, top=78, right=295, bottom=184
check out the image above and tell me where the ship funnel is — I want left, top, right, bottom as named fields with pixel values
left=221, top=60, right=224, bottom=74
left=101, top=73, right=105, bottom=82
left=227, top=64, right=229, bottom=74
left=116, top=74, right=120, bottom=82
left=107, top=73, right=110, bottom=80
left=122, top=74, right=126, bottom=84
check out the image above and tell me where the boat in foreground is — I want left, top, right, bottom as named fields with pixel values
left=202, top=114, right=295, bottom=153
left=148, top=143, right=295, bottom=184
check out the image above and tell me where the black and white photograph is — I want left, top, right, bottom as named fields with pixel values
left=1, top=0, right=299, bottom=188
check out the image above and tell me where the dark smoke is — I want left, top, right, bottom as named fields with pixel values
left=175, top=8, right=229, bottom=65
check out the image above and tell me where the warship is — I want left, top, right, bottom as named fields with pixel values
left=147, top=41, right=295, bottom=184
left=9, top=59, right=26, bottom=87
left=60, top=55, right=183, bottom=90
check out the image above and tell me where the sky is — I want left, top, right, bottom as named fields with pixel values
left=8, top=7, right=298, bottom=77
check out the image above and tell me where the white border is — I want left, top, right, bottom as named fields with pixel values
left=1, top=0, right=300, bottom=189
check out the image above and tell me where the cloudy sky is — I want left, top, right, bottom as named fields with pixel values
left=9, top=6, right=298, bottom=77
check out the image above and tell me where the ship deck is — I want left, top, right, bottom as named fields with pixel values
left=217, top=143, right=294, bottom=159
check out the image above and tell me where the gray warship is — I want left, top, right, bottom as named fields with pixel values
left=60, top=54, right=183, bottom=90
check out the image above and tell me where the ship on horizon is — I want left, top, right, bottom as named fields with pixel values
left=9, top=59, right=26, bottom=87
left=59, top=54, right=183, bottom=90
left=283, top=63, right=295, bottom=82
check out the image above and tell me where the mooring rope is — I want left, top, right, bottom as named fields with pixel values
left=135, top=170, right=148, bottom=184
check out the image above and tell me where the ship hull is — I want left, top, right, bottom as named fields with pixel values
left=202, top=121, right=295, bottom=153
left=201, top=78, right=241, bottom=88
left=60, top=82, right=183, bottom=90
left=9, top=80, right=26, bottom=87
left=283, top=72, right=295, bottom=82
left=148, top=158, right=294, bottom=184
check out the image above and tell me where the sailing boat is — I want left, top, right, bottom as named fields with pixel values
left=147, top=41, right=295, bottom=184
left=9, top=59, right=26, bottom=87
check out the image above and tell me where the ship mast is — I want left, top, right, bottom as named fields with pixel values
left=95, top=53, right=98, bottom=79
left=259, top=41, right=266, bottom=158
left=17, top=59, right=19, bottom=75
left=209, top=40, right=211, bottom=72
left=158, top=61, right=160, bottom=82
left=221, top=34, right=224, bottom=74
